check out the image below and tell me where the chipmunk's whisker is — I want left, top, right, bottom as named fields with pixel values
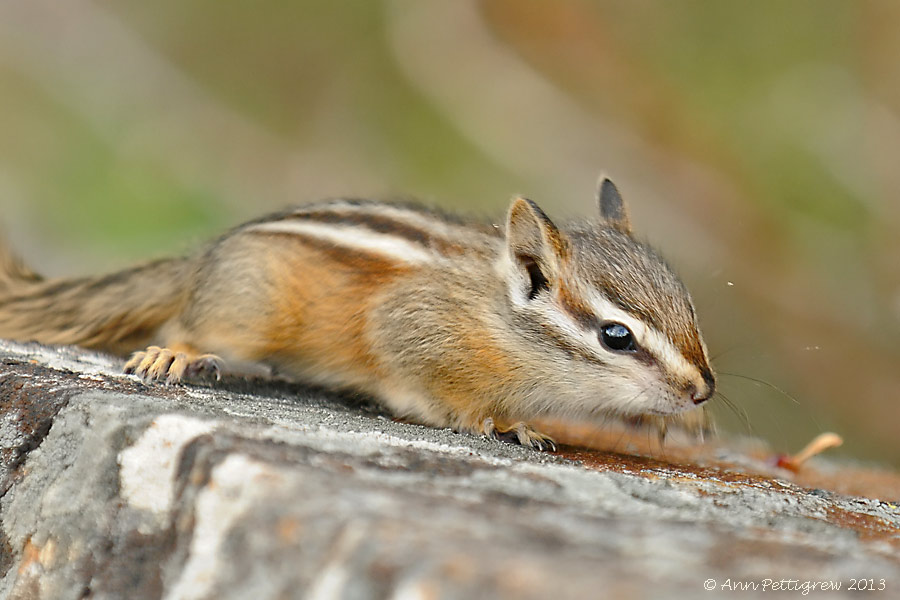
left=647, top=425, right=667, bottom=462
left=717, top=372, right=801, bottom=406
left=714, top=390, right=754, bottom=435
left=708, top=344, right=747, bottom=363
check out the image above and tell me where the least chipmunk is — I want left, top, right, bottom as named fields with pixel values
left=0, top=179, right=715, bottom=449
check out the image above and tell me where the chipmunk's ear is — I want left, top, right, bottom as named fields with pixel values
left=506, top=197, right=566, bottom=300
left=596, top=176, right=632, bottom=234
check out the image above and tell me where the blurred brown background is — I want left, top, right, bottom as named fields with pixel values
left=0, top=1, right=897, bottom=466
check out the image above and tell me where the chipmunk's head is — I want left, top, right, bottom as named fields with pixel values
left=502, top=178, right=715, bottom=419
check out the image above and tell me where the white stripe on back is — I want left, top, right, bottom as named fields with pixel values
left=248, top=220, right=437, bottom=264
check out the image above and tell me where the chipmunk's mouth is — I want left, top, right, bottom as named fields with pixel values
left=644, top=394, right=699, bottom=416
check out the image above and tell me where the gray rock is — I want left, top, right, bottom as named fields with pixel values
left=0, top=339, right=897, bottom=599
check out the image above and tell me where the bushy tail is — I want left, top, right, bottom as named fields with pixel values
left=0, top=240, right=43, bottom=292
left=0, top=240, right=196, bottom=355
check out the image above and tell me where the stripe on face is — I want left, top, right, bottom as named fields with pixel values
left=600, top=288, right=708, bottom=375
left=502, top=254, right=610, bottom=366
left=581, top=289, right=706, bottom=388
left=565, top=227, right=710, bottom=377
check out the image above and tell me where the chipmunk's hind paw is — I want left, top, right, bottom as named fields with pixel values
left=481, top=418, right=557, bottom=452
left=124, top=346, right=224, bottom=385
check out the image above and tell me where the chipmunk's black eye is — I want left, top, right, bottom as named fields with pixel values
left=600, top=323, right=636, bottom=352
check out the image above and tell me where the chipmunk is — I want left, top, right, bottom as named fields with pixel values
left=0, top=179, right=715, bottom=449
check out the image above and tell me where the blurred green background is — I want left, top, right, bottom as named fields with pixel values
left=1, top=1, right=898, bottom=466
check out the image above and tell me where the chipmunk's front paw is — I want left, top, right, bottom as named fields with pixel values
left=480, top=417, right=557, bottom=452
left=124, top=346, right=224, bottom=384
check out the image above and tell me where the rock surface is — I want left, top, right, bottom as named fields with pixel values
left=0, top=340, right=897, bottom=599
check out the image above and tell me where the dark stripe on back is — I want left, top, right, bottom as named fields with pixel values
left=288, top=210, right=469, bottom=257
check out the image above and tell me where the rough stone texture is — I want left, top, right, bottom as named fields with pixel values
left=0, top=340, right=897, bottom=600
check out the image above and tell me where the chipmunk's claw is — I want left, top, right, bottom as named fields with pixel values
left=480, top=417, right=557, bottom=452
left=124, top=346, right=224, bottom=384
left=183, top=354, right=224, bottom=381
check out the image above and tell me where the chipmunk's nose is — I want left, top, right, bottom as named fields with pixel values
left=691, top=387, right=710, bottom=405
left=690, top=369, right=716, bottom=405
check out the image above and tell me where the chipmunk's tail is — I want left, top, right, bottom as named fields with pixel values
left=0, top=239, right=196, bottom=355
left=0, top=240, right=43, bottom=292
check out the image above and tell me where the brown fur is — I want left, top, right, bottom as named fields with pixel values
left=0, top=189, right=715, bottom=450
